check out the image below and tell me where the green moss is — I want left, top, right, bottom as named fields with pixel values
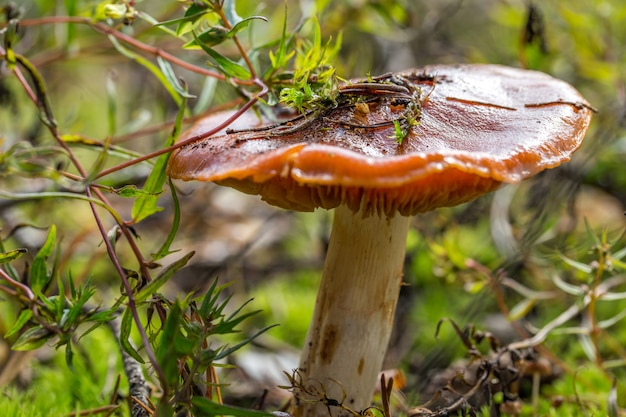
left=0, top=327, right=127, bottom=416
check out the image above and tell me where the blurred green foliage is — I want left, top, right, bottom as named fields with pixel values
left=1, top=0, right=626, bottom=416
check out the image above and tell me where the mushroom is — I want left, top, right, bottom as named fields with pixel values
left=167, top=64, right=593, bottom=417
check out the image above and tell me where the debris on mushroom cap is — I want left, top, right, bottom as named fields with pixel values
left=167, top=64, right=593, bottom=216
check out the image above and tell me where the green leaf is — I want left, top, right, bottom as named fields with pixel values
left=194, top=35, right=251, bottom=80
left=222, top=0, right=242, bottom=26
left=156, top=56, right=196, bottom=99
left=179, top=7, right=209, bottom=27
left=13, top=54, right=57, bottom=128
left=12, top=326, right=54, bottom=351
left=5, top=309, right=33, bottom=338
left=598, top=308, right=626, bottom=329
left=30, top=225, right=56, bottom=295
left=611, top=245, right=626, bottom=262
left=151, top=179, right=182, bottom=260
left=88, top=309, right=116, bottom=323
left=135, top=11, right=179, bottom=38
left=68, top=272, right=77, bottom=299
left=0, top=190, right=122, bottom=223
left=77, top=309, right=115, bottom=342
left=265, top=7, right=294, bottom=76
left=172, top=3, right=212, bottom=36
left=185, top=26, right=229, bottom=48
left=135, top=251, right=194, bottom=303
left=0, top=232, right=21, bottom=281
left=551, top=274, right=585, bottom=296
left=65, top=283, right=96, bottom=330
left=108, top=35, right=183, bottom=106
left=55, top=277, right=65, bottom=316
left=608, top=378, right=618, bottom=417
left=116, top=185, right=163, bottom=199
left=3, top=17, right=19, bottom=69
left=131, top=87, right=187, bottom=223
left=213, top=324, right=277, bottom=361
left=65, top=342, right=75, bottom=372
left=120, top=308, right=144, bottom=363
left=191, top=397, right=272, bottom=417
left=173, top=324, right=199, bottom=356
left=0, top=248, right=28, bottom=263
left=106, top=72, right=117, bottom=136
left=229, top=16, right=267, bottom=38
left=157, top=301, right=184, bottom=387
left=559, top=253, right=593, bottom=274
left=198, top=279, right=230, bottom=318
left=508, top=298, right=536, bottom=321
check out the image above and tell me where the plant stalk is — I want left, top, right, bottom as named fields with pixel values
left=295, top=205, right=410, bottom=417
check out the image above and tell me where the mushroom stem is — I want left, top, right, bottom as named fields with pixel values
left=296, top=204, right=410, bottom=417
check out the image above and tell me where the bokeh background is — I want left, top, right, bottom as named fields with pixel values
left=1, top=0, right=626, bottom=415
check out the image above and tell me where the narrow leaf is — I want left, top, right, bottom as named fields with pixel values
left=0, top=248, right=28, bottom=263
left=213, top=324, right=278, bottom=361
left=559, top=254, right=593, bottom=274
left=66, top=285, right=96, bottom=329
left=12, top=326, right=54, bottom=351
left=156, top=56, right=196, bottom=99
left=5, top=309, right=33, bottom=338
left=65, top=342, right=75, bottom=371
left=106, top=72, right=117, bottom=136
left=136, top=11, right=179, bottom=37
left=0, top=190, right=123, bottom=223
left=135, top=251, right=194, bottom=302
left=551, top=274, right=585, bottom=296
left=131, top=87, right=187, bottom=223
left=116, top=185, right=163, bottom=198
left=30, top=225, right=56, bottom=294
left=508, top=298, right=536, bottom=321
left=608, top=378, right=618, bottom=417
left=108, top=35, right=182, bottom=105
left=228, top=16, right=267, bottom=38
left=222, top=0, right=243, bottom=26
left=172, top=3, right=211, bottom=36
left=198, top=279, right=225, bottom=318
left=120, top=308, right=144, bottom=363
left=157, top=301, right=183, bottom=387
left=610, top=245, right=626, bottom=262
left=206, top=48, right=251, bottom=79
left=597, top=308, right=626, bottom=329
left=185, top=27, right=229, bottom=48
left=151, top=179, right=182, bottom=260
left=14, top=54, right=57, bottom=128
left=194, top=35, right=251, bottom=80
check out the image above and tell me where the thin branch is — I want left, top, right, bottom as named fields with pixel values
left=108, top=314, right=152, bottom=417
left=94, top=78, right=269, bottom=179
left=0, top=268, right=34, bottom=300
left=508, top=277, right=626, bottom=350
left=17, top=16, right=256, bottom=85
left=6, top=49, right=167, bottom=390
left=214, top=7, right=258, bottom=79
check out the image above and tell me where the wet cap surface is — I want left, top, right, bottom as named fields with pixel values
left=168, top=64, right=593, bottom=216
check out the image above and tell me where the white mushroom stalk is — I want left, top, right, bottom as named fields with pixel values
left=295, top=205, right=410, bottom=417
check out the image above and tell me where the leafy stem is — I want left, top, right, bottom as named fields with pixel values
left=15, top=16, right=256, bottom=86
left=212, top=1, right=258, bottom=79
left=3, top=44, right=168, bottom=392
left=94, top=78, right=269, bottom=180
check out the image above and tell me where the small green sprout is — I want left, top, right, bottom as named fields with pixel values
left=393, top=119, right=407, bottom=144
left=391, top=90, right=422, bottom=144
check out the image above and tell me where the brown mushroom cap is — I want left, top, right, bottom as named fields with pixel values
left=168, top=64, right=593, bottom=216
